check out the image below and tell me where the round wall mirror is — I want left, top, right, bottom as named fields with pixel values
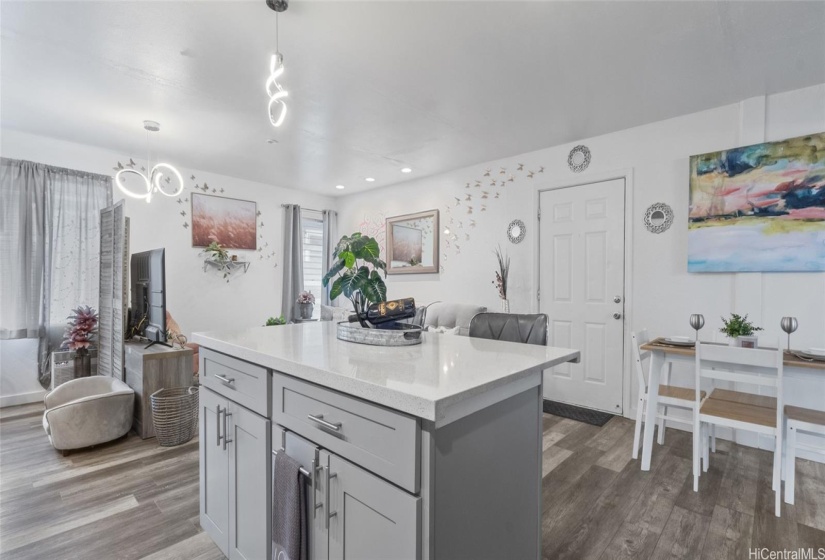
left=567, top=145, right=591, bottom=173
left=644, top=203, right=674, bottom=234
left=507, top=219, right=526, bottom=244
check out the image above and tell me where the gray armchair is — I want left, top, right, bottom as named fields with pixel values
left=43, top=376, right=134, bottom=452
left=424, top=302, right=487, bottom=336
left=469, top=313, right=548, bottom=346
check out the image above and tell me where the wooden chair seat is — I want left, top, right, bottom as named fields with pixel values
left=708, top=388, right=777, bottom=409
left=700, top=397, right=776, bottom=428
left=785, top=405, right=825, bottom=426
left=659, top=385, right=705, bottom=402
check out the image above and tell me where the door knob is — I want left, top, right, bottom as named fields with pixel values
left=612, top=312, right=622, bottom=320
left=613, top=296, right=622, bottom=304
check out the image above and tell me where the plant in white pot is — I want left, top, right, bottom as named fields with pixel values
left=297, top=291, right=315, bottom=320
left=720, top=313, right=763, bottom=348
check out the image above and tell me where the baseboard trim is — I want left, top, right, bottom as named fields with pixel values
left=0, top=389, right=46, bottom=408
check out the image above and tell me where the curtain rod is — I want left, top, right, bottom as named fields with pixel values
left=281, top=204, right=329, bottom=214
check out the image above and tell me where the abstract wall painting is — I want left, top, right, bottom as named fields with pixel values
left=386, top=210, right=439, bottom=274
left=688, top=132, right=825, bottom=272
left=191, top=193, right=257, bottom=250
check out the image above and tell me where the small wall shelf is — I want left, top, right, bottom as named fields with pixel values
left=203, top=257, right=250, bottom=280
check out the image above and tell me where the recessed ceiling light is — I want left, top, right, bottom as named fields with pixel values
left=365, top=177, right=375, bottom=182
left=401, top=167, right=412, bottom=173
left=266, top=138, right=278, bottom=144
left=335, top=184, right=345, bottom=190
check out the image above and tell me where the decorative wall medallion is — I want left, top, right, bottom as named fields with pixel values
left=644, top=203, right=674, bottom=234
left=507, top=219, right=526, bottom=244
left=567, top=145, right=591, bottom=173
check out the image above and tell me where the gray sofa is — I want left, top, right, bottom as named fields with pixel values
left=43, top=376, right=135, bottom=452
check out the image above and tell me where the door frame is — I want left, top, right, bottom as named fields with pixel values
left=532, top=168, right=636, bottom=417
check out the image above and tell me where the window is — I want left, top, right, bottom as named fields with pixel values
left=301, top=210, right=324, bottom=317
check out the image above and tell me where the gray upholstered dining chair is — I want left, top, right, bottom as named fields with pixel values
left=468, top=313, right=548, bottom=346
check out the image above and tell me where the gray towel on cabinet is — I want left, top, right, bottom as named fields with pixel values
left=272, top=451, right=308, bottom=560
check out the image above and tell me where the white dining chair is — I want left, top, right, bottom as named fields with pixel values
left=694, top=342, right=784, bottom=517
left=784, top=405, right=825, bottom=505
left=631, top=330, right=706, bottom=460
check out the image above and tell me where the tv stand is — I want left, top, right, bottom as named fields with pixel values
left=143, top=339, right=173, bottom=350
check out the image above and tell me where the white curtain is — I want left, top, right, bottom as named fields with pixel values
left=281, top=205, right=303, bottom=322
left=0, top=158, right=112, bottom=387
left=321, top=210, right=338, bottom=306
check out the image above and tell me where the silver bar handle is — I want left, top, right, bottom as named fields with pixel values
left=308, top=414, right=342, bottom=432
left=223, top=411, right=233, bottom=450
left=216, top=405, right=224, bottom=447
left=311, top=459, right=321, bottom=518
left=325, top=465, right=338, bottom=530
left=214, top=374, right=235, bottom=385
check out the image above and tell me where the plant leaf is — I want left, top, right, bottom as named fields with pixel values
left=322, top=259, right=345, bottom=287
left=329, top=276, right=344, bottom=301
left=361, top=270, right=387, bottom=303
left=340, top=251, right=356, bottom=269
left=340, top=267, right=368, bottom=298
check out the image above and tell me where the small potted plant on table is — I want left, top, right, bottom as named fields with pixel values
left=720, top=313, right=763, bottom=348
left=297, top=291, right=316, bottom=320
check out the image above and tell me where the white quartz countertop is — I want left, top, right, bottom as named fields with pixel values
left=193, top=322, right=580, bottom=423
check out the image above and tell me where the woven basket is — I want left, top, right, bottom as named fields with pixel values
left=150, top=386, right=199, bottom=447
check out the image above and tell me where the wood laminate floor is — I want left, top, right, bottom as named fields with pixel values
left=1, top=403, right=823, bottom=559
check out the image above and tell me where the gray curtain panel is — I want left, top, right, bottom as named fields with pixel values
left=0, top=158, right=112, bottom=387
left=321, top=209, right=338, bottom=306
left=281, top=204, right=304, bottom=322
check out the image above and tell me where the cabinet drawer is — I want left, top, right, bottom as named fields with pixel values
left=272, top=373, right=420, bottom=493
left=201, top=348, right=270, bottom=416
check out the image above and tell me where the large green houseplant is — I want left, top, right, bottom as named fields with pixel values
left=322, top=233, right=387, bottom=317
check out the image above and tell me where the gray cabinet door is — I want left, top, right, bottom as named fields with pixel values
left=228, top=401, right=271, bottom=560
left=200, top=388, right=229, bottom=557
left=328, top=454, right=420, bottom=560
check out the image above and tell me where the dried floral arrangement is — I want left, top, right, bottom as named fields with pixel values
left=297, top=291, right=316, bottom=304
left=493, top=245, right=510, bottom=301
left=61, top=306, right=98, bottom=354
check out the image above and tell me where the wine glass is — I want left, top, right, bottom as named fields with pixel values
left=780, top=317, right=798, bottom=351
left=689, top=314, right=705, bottom=342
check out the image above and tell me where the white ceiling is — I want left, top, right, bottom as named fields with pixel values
left=2, top=1, right=824, bottom=195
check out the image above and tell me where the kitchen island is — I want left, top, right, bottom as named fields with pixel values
left=194, top=321, right=579, bottom=560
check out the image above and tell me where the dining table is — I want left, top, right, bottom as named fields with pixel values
left=638, top=337, right=825, bottom=471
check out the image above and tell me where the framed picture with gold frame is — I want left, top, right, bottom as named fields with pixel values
left=386, top=209, right=439, bottom=274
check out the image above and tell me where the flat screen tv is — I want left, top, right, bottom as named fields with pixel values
left=130, top=248, right=169, bottom=348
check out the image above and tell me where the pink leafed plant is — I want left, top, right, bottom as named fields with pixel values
left=61, top=305, right=98, bottom=353
left=297, top=291, right=316, bottom=305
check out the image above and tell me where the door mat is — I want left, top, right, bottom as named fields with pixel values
left=543, top=400, right=614, bottom=427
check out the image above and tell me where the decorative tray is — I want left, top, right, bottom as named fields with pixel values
left=336, top=321, right=423, bottom=347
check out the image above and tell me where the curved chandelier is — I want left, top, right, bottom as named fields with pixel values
left=266, top=0, right=289, bottom=127
left=115, top=121, right=184, bottom=203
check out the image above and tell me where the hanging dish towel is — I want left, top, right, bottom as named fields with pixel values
left=272, top=451, right=308, bottom=560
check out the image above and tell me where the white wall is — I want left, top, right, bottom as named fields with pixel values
left=337, top=83, right=825, bottom=454
left=0, top=129, right=333, bottom=405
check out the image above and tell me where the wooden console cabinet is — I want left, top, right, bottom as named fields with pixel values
left=124, top=341, right=193, bottom=439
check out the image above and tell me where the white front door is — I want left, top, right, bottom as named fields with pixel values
left=539, top=178, right=626, bottom=413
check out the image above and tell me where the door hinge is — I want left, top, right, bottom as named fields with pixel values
left=537, top=208, right=541, bottom=221
left=537, top=288, right=540, bottom=303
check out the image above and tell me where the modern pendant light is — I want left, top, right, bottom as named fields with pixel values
left=115, top=121, right=184, bottom=203
left=266, top=0, right=289, bottom=127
